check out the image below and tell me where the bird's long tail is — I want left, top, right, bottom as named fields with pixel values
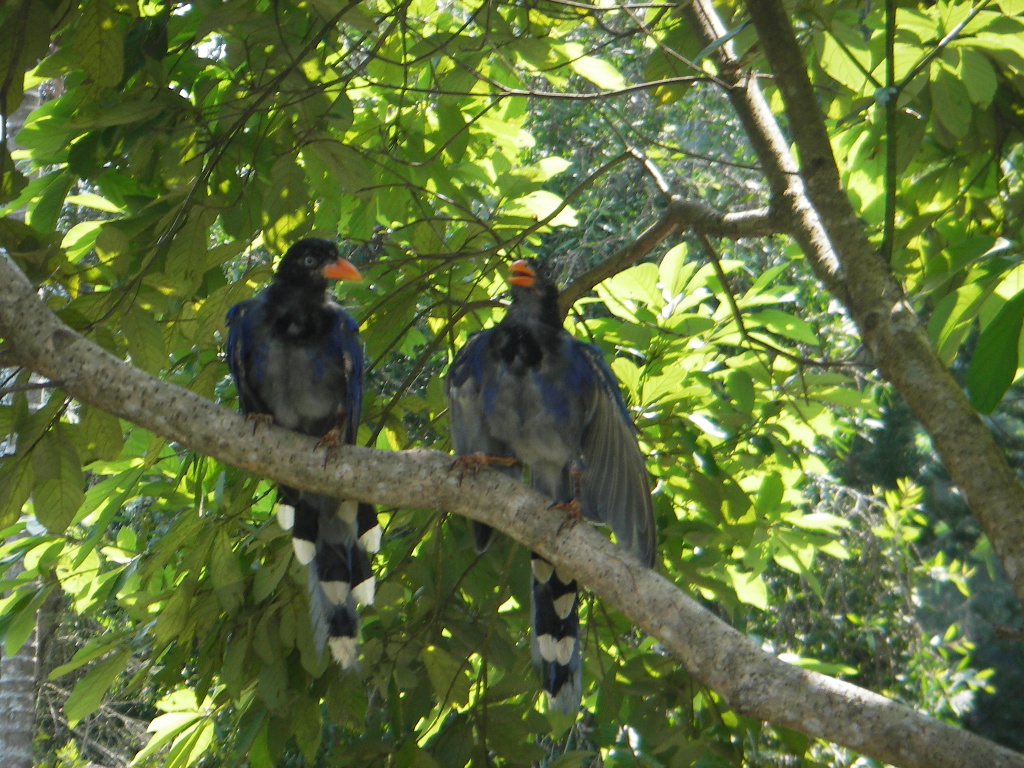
left=278, top=492, right=380, bottom=667
left=530, top=553, right=581, bottom=713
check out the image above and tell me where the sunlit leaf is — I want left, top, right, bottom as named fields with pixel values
left=569, top=55, right=626, bottom=91
left=64, top=648, right=132, bottom=728
left=31, top=428, right=84, bottom=534
left=966, top=289, right=1024, bottom=413
left=930, top=61, right=972, bottom=138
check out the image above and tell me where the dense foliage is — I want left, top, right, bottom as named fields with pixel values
left=2, top=0, right=1024, bottom=766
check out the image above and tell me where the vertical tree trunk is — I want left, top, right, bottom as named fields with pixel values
left=0, top=559, right=40, bottom=768
left=0, top=84, right=44, bottom=768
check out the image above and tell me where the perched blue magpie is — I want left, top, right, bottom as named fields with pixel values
left=226, top=238, right=380, bottom=668
left=446, top=258, right=656, bottom=713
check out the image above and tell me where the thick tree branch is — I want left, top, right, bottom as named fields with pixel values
left=559, top=197, right=784, bottom=315
left=1, top=258, right=1021, bottom=768
left=682, top=0, right=1024, bottom=606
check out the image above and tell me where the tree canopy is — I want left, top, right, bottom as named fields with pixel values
left=2, top=0, right=1024, bottom=767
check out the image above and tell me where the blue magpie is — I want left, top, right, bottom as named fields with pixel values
left=446, top=258, right=656, bottom=713
left=226, top=238, right=380, bottom=668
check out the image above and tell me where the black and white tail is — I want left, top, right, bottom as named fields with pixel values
left=276, top=491, right=380, bottom=666
left=530, top=553, right=581, bottom=713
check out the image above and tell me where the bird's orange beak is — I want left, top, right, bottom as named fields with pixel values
left=322, top=258, right=362, bottom=281
left=508, top=259, right=535, bottom=287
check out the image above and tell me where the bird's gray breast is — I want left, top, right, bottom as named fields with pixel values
left=258, top=337, right=347, bottom=436
left=483, top=357, right=585, bottom=470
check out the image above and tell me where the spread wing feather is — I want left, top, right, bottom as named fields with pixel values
left=574, top=342, right=656, bottom=567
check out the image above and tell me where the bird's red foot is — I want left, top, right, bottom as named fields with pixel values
left=247, top=413, right=275, bottom=434
left=450, top=452, right=518, bottom=484
left=553, top=498, right=583, bottom=534
left=316, top=426, right=344, bottom=466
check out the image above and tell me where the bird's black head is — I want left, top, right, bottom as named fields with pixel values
left=507, top=258, right=562, bottom=328
left=508, top=258, right=558, bottom=300
left=274, top=238, right=362, bottom=291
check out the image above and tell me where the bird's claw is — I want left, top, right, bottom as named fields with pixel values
left=450, top=452, right=518, bottom=484
left=553, top=498, right=583, bottom=534
left=247, top=413, right=275, bottom=434
left=316, top=427, right=344, bottom=467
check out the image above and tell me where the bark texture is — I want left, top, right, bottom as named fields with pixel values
left=1, top=253, right=1022, bottom=768
left=0, top=558, right=37, bottom=768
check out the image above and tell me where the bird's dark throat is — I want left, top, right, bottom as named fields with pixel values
left=266, top=285, right=335, bottom=341
left=494, top=324, right=550, bottom=369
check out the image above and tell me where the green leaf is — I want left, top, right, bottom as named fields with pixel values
left=25, top=173, right=75, bottom=233
left=548, top=751, right=598, bottom=768
left=819, top=23, right=872, bottom=93
left=162, top=717, right=214, bottom=768
left=692, top=20, right=750, bottom=64
left=3, top=586, right=50, bottom=655
left=687, top=413, right=729, bottom=440
left=222, top=630, right=250, bottom=700
left=75, top=406, right=124, bottom=463
left=930, top=62, right=972, bottom=139
left=50, top=632, right=132, bottom=680
left=253, top=546, right=292, bottom=603
left=725, top=565, right=768, bottom=610
left=0, top=149, right=27, bottom=206
left=70, top=0, right=125, bottom=91
left=0, top=0, right=51, bottom=113
left=658, top=243, right=695, bottom=298
left=600, top=263, right=662, bottom=308
left=64, top=648, right=131, bottom=727
left=929, top=280, right=992, bottom=364
left=421, top=644, right=471, bottom=708
left=74, top=465, right=144, bottom=558
left=569, top=55, right=626, bottom=91
left=132, top=710, right=204, bottom=765
left=304, top=140, right=374, bottom=194
left=747, top=309, right=820, bottom=346
left=956, top=47, right=998, bottom=106
left=754, top=473, right=784, bottom=515
left=61, top=220, right=104, bottom=262
left=153, top=578, right=196, bottom=645
left=778, top=652, right=857, bottom=677
left=64, top=100, right=165, bottom=131
left=263, top=156, right=311, bottom=253
left=31, top=428, right=84, bottom=534
left=966, top=289, right=1024, bottom=413
left=505, top=190, right=577, bottom=227
left=293, top=697, right=323, bottom=763
left=968, top=31, right=1024, bottom=71
left=0, top=453, right=34, bottom=527
left=257, top=658, right=288, bottom=711
left=121, top=306, right=166, bottom=374
left=725, top=370, right=755, bottom=415
left=166, top=209, right=211, bottom=294
left=210, top=530, right=245, bottom=615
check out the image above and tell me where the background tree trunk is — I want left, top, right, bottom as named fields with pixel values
left=0, top=84, right=44, bottom=768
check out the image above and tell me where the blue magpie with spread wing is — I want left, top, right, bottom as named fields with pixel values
left=446, top=258, right=656, bottom=713
left=226, top=237, right=380, bottom=668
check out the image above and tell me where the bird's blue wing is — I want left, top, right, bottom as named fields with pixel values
left=327, top=307, right=364, bottom=445
left=446, top=330, right=496, bottom=456
left=225, top=299, right=268, bottom=415
left=446, top=329, right=517, bottom=551
left=572, top=341, right=656, bottom=566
